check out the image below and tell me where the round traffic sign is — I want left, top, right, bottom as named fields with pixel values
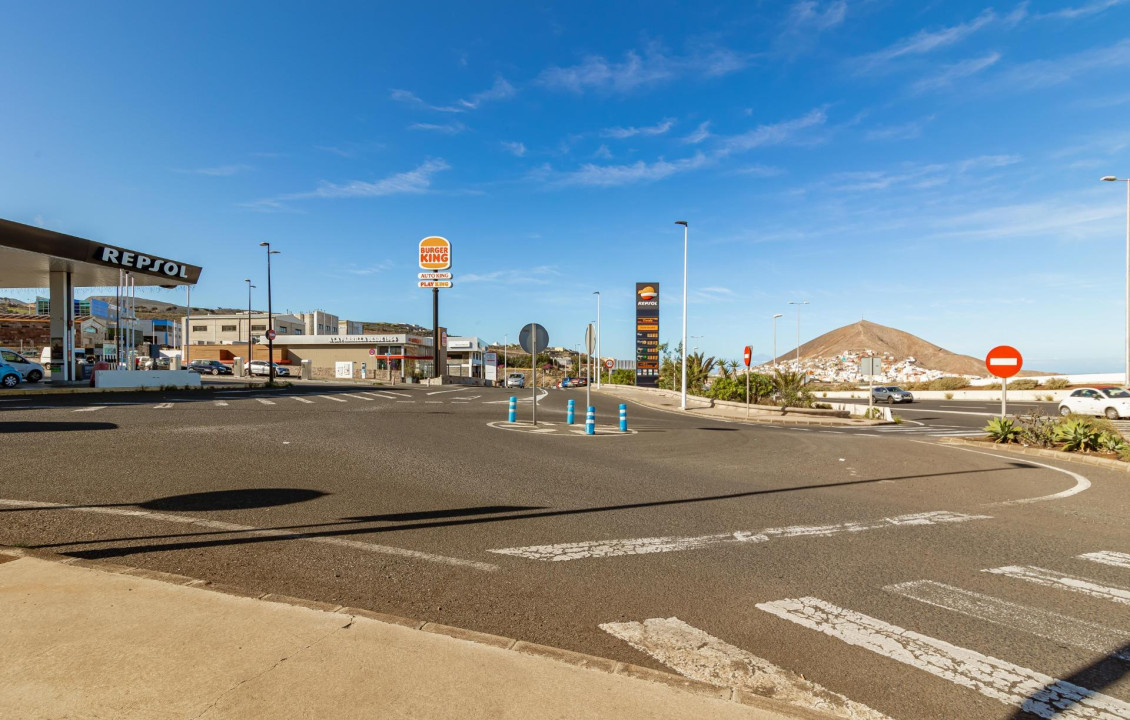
left=266, top=329, right=277, bottom=341
left=369, top=348, right=376, bottom=356
left=743, top=345, right=752, bottom=367
left=604, top=359, right=614, bottom=370
left=518, top=323, right=549, bottom=354
left=985, top=345, right=1023, bottom=378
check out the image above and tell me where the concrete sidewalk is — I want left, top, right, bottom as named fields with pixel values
left=0, top=552, right=829, bottom=720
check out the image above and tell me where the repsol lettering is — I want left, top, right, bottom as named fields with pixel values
left=95, top=247, right=188, bottom=278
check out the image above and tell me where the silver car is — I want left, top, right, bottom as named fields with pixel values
left=872, top=386, right=913, bottom=404
left=505, top=373, right=525, bottom=388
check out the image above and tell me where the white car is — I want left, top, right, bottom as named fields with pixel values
left=0, top=348, right=45, bottom=382
left=1058, top=387, right=1130, bottom=420
left=504, top=373, right=525, bottom=388
left=248, top=361, right=290, bottom=377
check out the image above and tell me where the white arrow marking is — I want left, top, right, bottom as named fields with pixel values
left=600, top=617, right=889, bottom=720
left=984, top=566, right=1130, bottom=605
left=757, top=597, right=1130, bottom=720
left=488, top=510, right=990, bottom=562
left=1078, top=551, right=1130, bottom=570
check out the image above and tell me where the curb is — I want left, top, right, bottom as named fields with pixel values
left=937, top=437, right=1130, bottom=472
left=0, top=545, right=832, bottom=719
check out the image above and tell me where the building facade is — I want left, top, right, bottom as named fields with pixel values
left=297, top=310, right=340, bottom=336
left=182, top=313, right=303, bottom=345
left=446, top=336, right=488, bottom=378
left=339, top=319, right=364, bottom=335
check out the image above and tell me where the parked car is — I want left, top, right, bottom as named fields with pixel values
left=187, top=359, right=233, bottom=375
left=556, top=377, right=588, bottom=388
left=248, top=361, right=289, bottom=377
left=0, top=361, right=21, bottom=388
left=505, top=373, right=525, bottom=388
left=1057, top=387, right=1130, bottom=420
left=0, top=348, right=45, bottom=382
left=872, top=386, right=914, bottom=404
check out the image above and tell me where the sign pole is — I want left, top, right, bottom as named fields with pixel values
left=432, top=287, right=439, bottom=380
left=869, top=366, right=874, bottom=416
left=530, top=322, right=537, bottom=425
left=1002, top=376, right=1007, bottom=419
left=745, top=369, right=750, bottom=420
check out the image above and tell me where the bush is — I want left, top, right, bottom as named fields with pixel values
left=706, top=376, right=745, bottom=402
left=985, top=417, right=1021, bottom=443
left=1008, top=379, right=1038, bottom=390
left=928, top=377, right=968, bottom=391
left=1098, top=431, right=1127, bottom=453
left=772, top=369, right=814, bottom=408
left=1054, top=418, right=1102, bottom=452
left=1016, top=409, right=1058, bottom=448
left=1044, top=378, right=1070, bottom=389
left=607, top=369, right=635, bottom=385
left=944, top=392, right=954, bottom=400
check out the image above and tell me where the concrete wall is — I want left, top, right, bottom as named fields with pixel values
left=94, top=370, right=201, bottom=389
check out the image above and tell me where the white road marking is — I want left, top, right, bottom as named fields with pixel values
left=985, top=566, right=1130, bottom=605
left=256, top=398, right=276, bottom=405
left=1079, top=551, right=1130, bottom=570
left=488, top=510, right=990, bottom=562
left=450, top=395, right=481, bottom=401
left=917, top=441, right=1092, bottom=506
left=0, top=497, right=498, bottom=572
left=319, top=395, right=347, bottom=403
left=362, top=392, right=397, bottom=400
left=379, top=391, right=412, bottom=397
left=756, top=597, right=1130, bottom=720
left=73, top=406, right=106, bottom=412
left=214, top=401, right=229, bottom=407
left=153, top=403, right=174, bottom=409
left=396, top=400, right=414, bottom=403
left=292, top=396, right=314, bottom=404
left=345, top=393, right=373, bottom=401
left=600, top=617, right=889, bottom=720
left=884, top=580, right=1130, bottom=662
left=427, top=388, right=472, bottom=395
left=425, top=401, right=443, bottom=404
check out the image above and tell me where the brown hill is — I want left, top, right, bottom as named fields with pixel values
left=774, top=319, right=1022, bottom=377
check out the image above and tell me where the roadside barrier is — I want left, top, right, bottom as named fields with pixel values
left=619, top=403, right=627, bottom=432
left=508, top=396, right=517, bottom=423
left=567, top=398, right=575, bottom=424
left=585, top=406, right=595, bottom=435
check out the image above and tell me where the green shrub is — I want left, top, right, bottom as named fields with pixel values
left=1017, top=409, right=1058, bottom=448
left=1043, top=378, right=1070, bottom=389
left=607, top=369, right=635, bottom=385
left=985, top=417, right=1021, bottom=443
left=706, top=376, right=745, bottom=402
left=1054, top=418, right=1102, bottom=452
left=1008, top=379, right=1038, bottom=390
left=928, top=377, right=968, bottom=391
left=772, top=369, right=814, bottom=408
left=1098, top=431, right=1127, bottom=453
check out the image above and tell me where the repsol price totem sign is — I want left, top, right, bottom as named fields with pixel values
left=635, top=282, right=660, bottom=387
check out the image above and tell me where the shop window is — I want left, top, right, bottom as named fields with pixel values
left=192, top=325, right=207, bottom=332
left=221, top=325, right=237, bottom=332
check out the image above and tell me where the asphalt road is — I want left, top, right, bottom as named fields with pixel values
left=2, top=383, right=1128, bottom=719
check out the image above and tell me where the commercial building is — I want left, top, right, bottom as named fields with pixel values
left=182, top=313, right=303, bottom=345
left=297, top=310, right=339, bottom=336
left=339, top=319, right=364, bottom=335
left=446, top=336, right=488, bottom=378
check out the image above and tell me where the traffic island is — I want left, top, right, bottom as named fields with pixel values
left=937, top=437, right=1130, bottom=473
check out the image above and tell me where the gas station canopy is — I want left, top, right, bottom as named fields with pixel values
left=0, top=217, right=201, bottom=288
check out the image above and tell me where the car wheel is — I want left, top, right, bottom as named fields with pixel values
left=2, top=374, right=17, bottom=388
left=887, top=397, right=895, bottom=405
left=211, top=368, right=219, bottom=375
left=26, top=370, right=42, bottom=383
left=1059, top=406, right=1071, bottom=417
left=1105, top=407, right=1120, bottom=420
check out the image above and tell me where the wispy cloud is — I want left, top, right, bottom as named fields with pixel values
left=783, top=1, right=847, bottom=34
left=991, top=38, right=1130, bottom=90
left=865, top=116, right=934, bottom=141
left=460, top=265, right=561, bottom=285
left=390, top=88, right=465, bottom=113
left=1034, top=0, right=1129, bottom=20
left=854, top=10, right=996, bottom=73
left=537, top=43, right=746, bottom=94
left=693, top=286, right=738, bottom=304
left=826, top=154, right=1020, bottom=192
left=911, top=53, right=1001, bottom=93
left=593, top=144, right=613, bottom=160
left=731, top=164, right=786, bottom=177
left=338, top=260, right=394, bottom=277
left=717, top=108, right=827, bottom=154
left=458, top=77, right=516, bottom=109
left=600, top=118, right=675, bottom=139
left=240, top=159, right=450, bottom=211
left=682, top=121, right=712, bottom=144
left=409, top=121, right=467, bottom=135
left=553, top=153, right=711, bottom=187
left=501, top=141, right=527, bottom=157
left=176, top=164, right=252, bottom=177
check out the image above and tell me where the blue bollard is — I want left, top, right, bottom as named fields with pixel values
left=508, top=396, right=517, bottom=423
left=585, top=406, right=596, bottom=435
left=619, top=403, right=628, bottom=432
left=567, top=398, right=575, bottom=424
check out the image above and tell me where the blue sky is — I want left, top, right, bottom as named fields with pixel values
left=2, top=1, right=1129, bottom=372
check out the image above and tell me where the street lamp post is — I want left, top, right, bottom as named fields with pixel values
left=675, top=221, right=689, bottom=409
left=772, top=313, right=783, bottom=370
left=245, top=279, right=255, bottom=377
left=788, top=301, right=809, bottom=371
left=593, top=291, right=601, bottom=389
left=259, top=242, right=280, bottom=383
left=1102, top=176, right=1130, bottom=386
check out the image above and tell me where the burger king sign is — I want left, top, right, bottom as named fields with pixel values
left=419, top=236, right=451, bottom=271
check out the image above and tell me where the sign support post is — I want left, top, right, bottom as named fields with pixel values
left=530, top=322, right=537, bottom=425
left=432, top=287, right=439, bottom=379
left=743, top=345, right=752, bottom=420
left=985, top=345, right=1023, bottom=419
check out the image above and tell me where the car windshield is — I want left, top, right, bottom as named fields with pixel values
left=1101, top=388, right=1130, bottom=398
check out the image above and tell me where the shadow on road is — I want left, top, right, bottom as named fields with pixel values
left=1008, top=642, right=1130, bottom=719
left=32, top=465, right=1034, bottom=561
left=138, top=488, right=328, bottom=512
left=0, top=421, right=117, bottom=433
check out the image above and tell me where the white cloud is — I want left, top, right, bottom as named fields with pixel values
left=825, top=154, right=1020, bottom=192
left=784, top=1, right=847, bottom=33
left=731, top=164, right=785, bottom=177
left=717, top=108, right=827, bottom=153
left=1034, top=0, right=1129, bottom=19
left=409, top=122, right=467, bottom=135
left=554, top=153, right=710, bottom=187
left=460, top=266, right=561, bottom=285
left=316, top=145, right=357, bottom=158
left=911, top=53, right=1001, bottom=92
left=501, top=141, right=527, bottom=157
left=537, top=44, right=746, bottom=94
left=458, top=77, right=516, bottom=109
left=992, top=38, right=1130, bottom=89
left=600, top=118, right=676, bottom=139
left=683, top=121, right=712, bottom=144
left=854, top=10, right=996, bottom=72
left=865, top=116, right=933, bottom=141
left=593, top=144, right=613, bottom=160
left=241, top=159, right=451, bottom=210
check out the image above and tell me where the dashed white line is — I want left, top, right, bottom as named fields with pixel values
left=488, top=510, right=990, bottom=562
left=256, top=398, right=276, bottom=405
left=292, top=396, right=314, bottom=404
left=984, top=566, right=1130, bottom=605
left=319, top=395, right=347, bottom=403
left=214, top=401, right=229, bottom=407
left=153, top=403, right=174, bottom=409
left=345, top=393, right=373, bottom=401
left=427, top=388, right=472, bottom=395
left=1079, top=551, right=1130, bottom=570
left=757, top=596, right=1130, bottom=720
left=379, top=391, right=413, bottom=397
left=362, top=392, right=397, bottom=400
left=600, top=617, right=889, bottom=720
left=884, top=580, right=1130, bottom=662
left=73, top=406, right=106, bottom=413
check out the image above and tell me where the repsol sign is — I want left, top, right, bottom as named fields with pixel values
left=93, top=246, right=189, bottom=278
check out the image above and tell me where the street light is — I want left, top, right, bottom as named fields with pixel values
left=1102, top=175, right=1130, bottom=386
left=772, top=313, right=784, bottom=370
left=245, top=279, right=255, bottom=378
left=259, top=242, right=280, bottom=383
left=593, top=291, right=601, bottom=389
left=675, top=220, right=688, bottom=409
left=788, top=301, right=809, bottom=371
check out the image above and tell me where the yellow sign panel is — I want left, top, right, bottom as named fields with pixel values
left=419, top=236, right=451, bottom=270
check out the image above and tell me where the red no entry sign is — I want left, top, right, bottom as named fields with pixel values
left=743, top=346, right=752, bottom=367
left=985, top=345, right=1023, bottom=378
left=266, top=329, right=277, bottom=341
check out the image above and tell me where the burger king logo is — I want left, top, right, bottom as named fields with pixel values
left=638, top=286, right=658, bottom=301
left=419, top=236, right=451, bottom=270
